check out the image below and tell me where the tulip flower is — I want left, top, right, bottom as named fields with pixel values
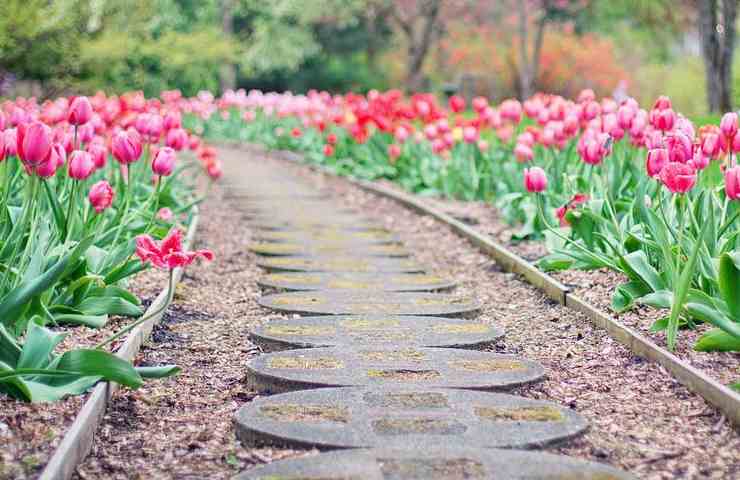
left=645, top=148, right=668, bottom=177
left=449, top=95, right=465, bottom=113
left=207, top=160, right=222, bottom=180
left=68, top=150, right=95, bottom=180
left=35, top=144, right=65, bottom=178
left=87, top=143, right=108, bottom=170
left=165, top=128, right=188, bottom=151
left=477, top=140, right=489, bottom=152
left=725, top=165, right=740, bottom=200
left=665, top=132, right=692, bottom=163
left=111, top=130, right=143, bottom=164
left=135, top=228, right=213, bottom=270
left=157, top=207, right=174, bottom=221
left=323, top=144, right=334, bottom=157
left=17, top=121, right=53, bottom=168
left=68, top=96, right=93, bottom=126
left=720, top=112, right=738, bottom=140
left=650, top=108, right=676, bottom=131
left=88, top=180, right=115, bottom=213
left=152, top=147, right=176, bottom=177
left=326, top=133, right=338, bottom=145
left=388, top=144, right=401, bottom=160
left=659, top=162, right=697, bottom=194
left=514, top=143, right=534, bottom=162
left=524, top=167, right=548, bottom=193
left=701, top=133, right=722, bottom=158
left=462, top=126, right=478, bottom=144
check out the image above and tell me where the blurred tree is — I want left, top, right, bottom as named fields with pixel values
left=698, top=0, right=737, bottom=112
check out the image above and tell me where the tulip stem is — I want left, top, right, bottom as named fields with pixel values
left=65, top=181, right=78, bottom=241
left=95, top=269, right=175, bottom=350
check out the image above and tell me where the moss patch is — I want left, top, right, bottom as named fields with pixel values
left=366, top=369, right=441, bottom=381
left=267, top=273, right=322, bottom=284
left=372, top=418, right=467, bottom=435
left=271, top=295, right=325, bottom=306
left=359, top=349, right=426, bottom=362
left=449, top=359, right=526, bottom=372
left=269, top=357, right=344, bottom=370
left=475, top=406, right=564, bottom=422
left=340, top=318, right=400, bottom=330
left=393, top=275, right=446, bottom=285
left=378, top=458, right=485, bottom=480
left=432, top=323, right=490, bottom=334
left=265, top=325, right=336, bottom=336
left=363, top=391, right=449, bottom=409
left=326, top=280, right=377, bottom=289
left=260, top=404, right=349, bottom=423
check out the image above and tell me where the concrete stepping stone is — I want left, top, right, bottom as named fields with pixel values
left=234, top=387, right=584, bottom=450
left=255, top=229, right=401, bottom=245
left=258, top=291, right=480, bottom=317
left=252, top=219, right=384, bottom=232
left=249, top=242, right=410, bottom=257
left=257, top=272, right=455, bottom=292
left=249, top=315, right=503, bottom=350
left=256, top=256, right=425, bottom=273
left=234, top=446, right=635, bottom=479
left=245, top=347, right=544, bottom=393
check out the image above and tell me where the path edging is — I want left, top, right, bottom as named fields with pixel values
left=237, top=143, right=740, bottom=428
left=38, top=209, right=200, bottom=480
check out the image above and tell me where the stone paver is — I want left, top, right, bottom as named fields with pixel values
left=235, top=447, right=636, bottom=480
left=256, top=256, right=426, bottom=273
left=254, top=229, right=401, bottom=245
left=245, top=347, right=544, bottom=393
left=258, top=272, right=456, bottom=292
left=248, top=314, right=502, bottom=349
left=249, top=242, right=410, bottom=257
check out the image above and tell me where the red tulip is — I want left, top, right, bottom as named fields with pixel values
left=524, top=166, right=548, bottom=193
left=206, top=160, right=222, bottom=180
left=646, top=148, right=668, bottom=177
left=152, top=147, right=176, bottom=177
left=323, top=144, right=334, bottom=157
left=111, top=130, right=142, bottom=164
left=725, top=165, right=740, bottom=200
left=68, top=96, right=93, bottom=126
left=17, top=121, right=52, bottom=167
left=449, top=95, right=466, bottom=113
left=135, top=228, right=213, bottom=270
left=68, top=150, right=95, bottom=180
left=326, top=133, right=338, bottom=145
left=88, top=180, right=115, bottom=213
left=659, top=162, right=697, bottom=194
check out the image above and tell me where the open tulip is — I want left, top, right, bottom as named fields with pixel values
left=68, top=150, right=95, bottom=180
left=152, top=147, right=176, bottom=177
left=135, top=228, right=213, bottom=270
left=659, top=162, right=697, bottom=194
left=524, top=167, right=548, bottom=193
left=68, top=96, right=93, bottom=126
left=88, top=180, right=114, bottom=213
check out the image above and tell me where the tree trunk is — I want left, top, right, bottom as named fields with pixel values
left=394, top=0, right=442, bottom=92
left=517, top=0, right=533, bottom=99
left=219, top=0, right=237, bottom=92
left=699, top=0, right=737, bottom=113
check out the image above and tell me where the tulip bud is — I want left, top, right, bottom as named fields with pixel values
left=720, top=112, right=739, bottom=139
left=646, top=148, right=669, bottom=177
left=88, top=180, right=115, bottom=213
left=524, top=167, right=548, bottom=193
left=152, top=147, right=176, bottom=177
left=448, top=95, right=466, bottom=114
left=17, top=121, right=53, bottom=167
left=514, top=143, right=534, bottom=162
left=87, top=143, right=108, bottom=169
left=157, top=207, right=174, bottom=221
left=68, top=150, right=95, bottom=180
left=388, top=144, right=401, bottom=160
left=165, top=128, right=188, bottom=151
left=725, top=165, right=740, bottom=200
left=323, top=144, right=334, bottom=157
left=36, top=144, right=65, bottom=178
left=68, top=96, right=93, bottom=126
left=111, top=131, right=142, bottom=164
left=462, top=126, right=478, bottom=144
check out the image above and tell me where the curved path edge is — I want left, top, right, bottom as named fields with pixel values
left=238, top=143, right=740, bottom=429
left=38, top=208, right=201, bottom=480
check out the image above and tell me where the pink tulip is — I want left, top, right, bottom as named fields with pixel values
left=35, top=144, right=65, bottom=178
left=665, top=132, right=692, bottom=163
left=388, top=144, right=401, bottom=160
left=449, top=95, right=465, bottom=113
left=87, top=143, right=108, bottom=169
left=650, top=108, right=676, bottom=131
left=323, top=144, right=334, bottom=157
left=646, top=148, right=668, bottom=177
left=152, top=147, right=176, bottom=177
left=0, top=112, right=5, bottom=131
left=157, top=207, right=174, bottom=221
left=659, top=162, right=697, bottom=194
left=163, top=111, right=182, bottom=130
left=690, top=146, right=710, bottom=170
left=500, top=99, right=522, bottom=123
left=653, top=96, right=672, bottom=110
left=514, top=143, right=534, bottom=162
left=3, top=129, right=17, bottom=156
left=720, top=112, right=738, bottom=139
left=477, top=140, right=489, bottom=151
left=10, top=106, right=30, bottom=127
left=701, top=133, right=722, bottom=158
left=88, top=180, right=115, bottom=213
left=617, top=103, right=636, bottom=130
left=472, top=97, right=488, bottom=113
left=17, top=121, right=52, bottom=167
left=111, top=130, right=142, bottom=164
left=0, top=132, right=5, bottom=162
left=77, top=122, right=95, bottom=145
left=135, top=228, right=213, bottom=270
left=68, top=150, right=95, bottom=180
left=165, top=128, right=188, bottom=151
left=725, top=165, right=740, bottom=200
left=524, top=167, right=548, bottom=193
left=462, top=126, right=478, bottom=144
left=206, top=160, right=222, bottom=180
left=68, top=96, right=93, bottom=126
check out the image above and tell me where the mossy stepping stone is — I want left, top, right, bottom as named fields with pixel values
left=245, top=347, right=543, bottom=393
left=256, top=257, right=425, bottom=274
left=249, top=314, right=502, bottom=350
left=234, top=387, right=585, bottom=450
left=258, top=272, right=455, bottom=292
left=249, top=242, right=410, bottom=258
left=235, top=446, right=636, bottom=479
left=258, top=292, right=480, bottom=317
left=255, top=229, right=400, bottom=245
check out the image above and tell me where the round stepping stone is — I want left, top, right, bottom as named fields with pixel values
left=235, top=447, right=635, bottom=480
left=249, top=242, right=410, bottom=258
left=258, top=292, right=480, bottom=317
left=245, top=347, right=544, bottom=393
left=256, top=256, right=425, bottom=273
left=257, top=272, right=455, bottom=292
left=255, top=229, right=400, bottom=245
left=234, top=387, right=584, bottom=450
left=249, top=315, right=503, bottom=350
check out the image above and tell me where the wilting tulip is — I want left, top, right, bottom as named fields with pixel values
left=646, top=148, right=668, bottom=177
left=725, top=165, right=740, bottom=200
left=68, top=96, right=93, bottom=126
left=659, top=162, right=697, bottom=194
left=524, top=167, right=548, bottom=193
left=152, top=147, right=176, bottom=177
left=165, top=128, right=188, bottom=151
left=88, top=180, right=114, bottom=213
left=720, top=112, right=738, bottom=140
left=111, top=131, right=143, bottom=164
left=68, top=150, right=95, bottom=180
left=17, top=121, right=52, bottom=167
